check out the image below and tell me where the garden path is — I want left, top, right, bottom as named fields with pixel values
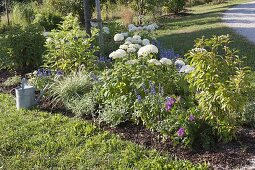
left=223, top=0, right=255, bottom=44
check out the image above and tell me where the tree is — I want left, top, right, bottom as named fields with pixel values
left=83, top=0, right=92, bottom=36
left=5, top=0, right=10, bottom=25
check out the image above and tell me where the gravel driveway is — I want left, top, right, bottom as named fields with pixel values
left=223, top=0, right=255, bottom=44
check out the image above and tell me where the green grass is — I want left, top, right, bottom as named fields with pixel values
left=156, top=0, right=255, bottom=68
left=0, top=93, right=207, bottom=169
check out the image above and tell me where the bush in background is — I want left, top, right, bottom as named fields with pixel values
left=43, top=14, right=98, bottom=73
left=11, top=2, right=35, bottom=27
left=0, top=24, right=45, bottom=73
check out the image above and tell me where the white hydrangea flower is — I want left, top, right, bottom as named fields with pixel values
left=121, top=32, right=129, bottom=37
left=179, top=65, right=195, bottom=73
left=126, top=59, right=139, bottom=65
left=148, top=59, right=161, bottom=66
left=129, top=43, right=141, bottom=49
left=103, top=27, right=110, bottom=34
left=114, top=33, right=125, bottom=42
left=174, top=59, right=185, bottom=66
left=125, top=37, right=133, bottom=43
left=137, top=26, right=143, bottom=31
left=109, top=49, right=127, bottom=59
left=184, top=65, right=195, bottom=73
left=132, top=39, right=142, bottom=44
left=160, top=58, right=172, bottom=65
left=128, top=24, right=135, bottom=30
left=142, top=39, right=150, bottom=46
left=128, top=24, right=137, bottom=32
left=124, top=41, right=132, bottom=45
left=137, top=44, right=158, bottom=57
left=127, top=47, right=137, bottom=53
left=146, top=25, right=156, bottom=31
left=133, top=35, right=141, bottom=40
left=119, top=44, right=129, bottom=50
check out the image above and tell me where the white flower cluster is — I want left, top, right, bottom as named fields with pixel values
left=128, top=23, right=159, bottom=32
left=113, top=33, right=153, bottom=55
left=138, top=44, right=158, bottom=57
left=114, top=33, right=125, bottom=42
left=179, top=65, right=195, bottom=73
left=147, top=58, right=173, bottom=66
left=109, top=49, right=127, bottom=59
left=174, top=59, right=195, bottom=73
left=160, top=58, right=173, bottom=65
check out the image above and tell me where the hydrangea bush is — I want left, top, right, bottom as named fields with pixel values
left=97, top=29, right=194, bottom=132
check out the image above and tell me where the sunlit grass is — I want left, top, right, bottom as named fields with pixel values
left=156, top=0, right=255, bottom=68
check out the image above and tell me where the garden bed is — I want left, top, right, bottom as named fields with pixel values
left=39, top=98, right=255, bottom=169
left=1, top=82, right=254, bottom=169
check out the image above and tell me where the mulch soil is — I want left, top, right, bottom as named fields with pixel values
left=1, top=71, right=254, bottom=170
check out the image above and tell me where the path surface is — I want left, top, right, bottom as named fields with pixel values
left=224, top=3, right=255, bottom=169
left=223, top=0, right=255, bottom=44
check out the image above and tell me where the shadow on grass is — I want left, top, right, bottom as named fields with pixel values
left=157, top=26, right=255, bottom=68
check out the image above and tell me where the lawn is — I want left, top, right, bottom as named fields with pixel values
left=0, top=93, right=207, bottom=169
left=156, top=0, right=255, bottom=68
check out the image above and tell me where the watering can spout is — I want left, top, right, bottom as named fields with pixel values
left=34, top=83, right=49, bottom=105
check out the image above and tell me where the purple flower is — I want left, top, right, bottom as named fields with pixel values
left=36, top=68, right=42, bottom=77
left=142, top=83, right=149, bottom=93
left=165, top=97, right=176, bottom=112
left=189, top=114, right=195, bottom=121
left=47, top=69, right=52, bottom=76
left=137, top=95, right=142, bottom=102
left=177, top=127, right=185, bottom=137
left=56, top=70, right=63, bottom=76
left=149, top=81, right=156, bottom=95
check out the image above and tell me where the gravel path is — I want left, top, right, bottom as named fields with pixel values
left=223, top=0, right=255, bottom=44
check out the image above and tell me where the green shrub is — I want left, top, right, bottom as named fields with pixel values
left=163, top=0, right=186, bottom=14
left=0, top=25, right=45, bottom=73
left=43, top=14, right=98, bottom=73
left=32, top=4, right=63, bottom=31
left=11, top=2, right=35, bottom=27
left=185, top=35, right=251, bottom=142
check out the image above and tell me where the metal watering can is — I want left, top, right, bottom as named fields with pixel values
left=15, top=78, right=48, bottom=110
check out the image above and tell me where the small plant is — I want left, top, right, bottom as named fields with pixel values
left=50, top=69, right=96, bottom=116
left=2, top=75, right=21, bottom=87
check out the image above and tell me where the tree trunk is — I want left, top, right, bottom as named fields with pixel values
left=95, top=0, right=103, bottom=56
left=5, top=0, right=10, bottom=25
left=83, top=0, right=92, bottom=36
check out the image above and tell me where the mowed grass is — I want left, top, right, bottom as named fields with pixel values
left=0, top=94, right=207, bottom=169
left=156, top=0, right=255, bottom=68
